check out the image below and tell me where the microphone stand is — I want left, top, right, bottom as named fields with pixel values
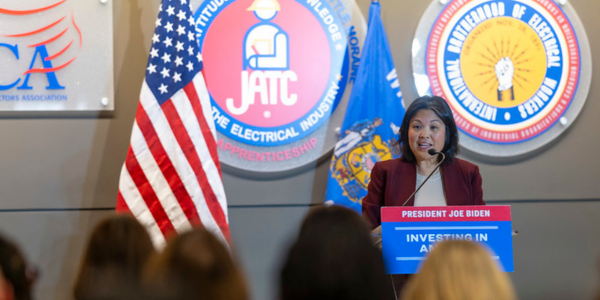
left=388, top=149, right=445, bottom=300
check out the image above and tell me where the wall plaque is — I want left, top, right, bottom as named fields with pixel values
left=412, top=0, right=591, bottom=157
left=0, top=0, right=114, bottom=111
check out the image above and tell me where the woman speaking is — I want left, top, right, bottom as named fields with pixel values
left=362, top=95, right=486, bottom=229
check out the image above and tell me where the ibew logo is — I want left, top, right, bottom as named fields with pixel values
left=227, top=0, right=297, bottom=115
left=0, top=0, right=82, bottom=91
left=425, top=0, right=580, bottom=144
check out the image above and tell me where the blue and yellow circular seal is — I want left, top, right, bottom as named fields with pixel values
left=424, top=0, right=582, bottom=144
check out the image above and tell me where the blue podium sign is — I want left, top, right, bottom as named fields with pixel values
left=381, top=205, right=513, bottom=274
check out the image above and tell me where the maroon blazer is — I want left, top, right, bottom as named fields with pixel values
left=362, top=158, right=485, bottom=228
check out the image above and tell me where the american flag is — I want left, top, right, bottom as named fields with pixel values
left=116, top=0, right=229, bottom=248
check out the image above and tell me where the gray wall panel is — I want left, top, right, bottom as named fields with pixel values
left=223, top=169, right=320, bottom=206
left=508, top=201, right=600, bottom=299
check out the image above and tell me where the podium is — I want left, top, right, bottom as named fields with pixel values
left=381, top=205, right=514, bottom=274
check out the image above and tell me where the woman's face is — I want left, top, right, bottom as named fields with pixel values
left=408, top=109, right=446, bottom=163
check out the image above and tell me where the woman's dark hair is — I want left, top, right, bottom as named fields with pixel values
left=398, top=95, right=459, bottom=163
left=73, top=214, right=155, bottom=300
left=0, top=234, right=33, bottom=300
left=280, top=206, right=388, bottom=300
left=145, top=227, right=248, bottom=300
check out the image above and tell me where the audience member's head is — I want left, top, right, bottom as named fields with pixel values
left=145, top=227, right=248, bottom=300
left=73, top=214, right=155, bottom=300
left=0, top=234, right=35, bottom=300
left=279, top=205, right=388, bottom=300
left=401, top=240, right=516, bottom=300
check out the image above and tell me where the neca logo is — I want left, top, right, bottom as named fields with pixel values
left=0, top=0, right=82, bottom=91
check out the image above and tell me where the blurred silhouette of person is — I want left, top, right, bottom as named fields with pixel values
left=73, top=214, right=155, bottom=300
left=280, top=205, right=389, bottom=300
left=145, top=227, right=248, bottom=300
left=0, top=233, right=36, bottom=300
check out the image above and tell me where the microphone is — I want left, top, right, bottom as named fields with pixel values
left=401, top=149, right=446, bottom=206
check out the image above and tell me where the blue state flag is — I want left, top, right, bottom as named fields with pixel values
left=325, top=1, right=405, bottom=213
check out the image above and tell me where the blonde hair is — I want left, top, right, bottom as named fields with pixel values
left=401, top=240, right=516, bottom=300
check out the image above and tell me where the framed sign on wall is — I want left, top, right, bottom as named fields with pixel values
left=412, top=0, right=591, bottom=158
left=0, top=0, right=114, bottom=111
left=193, top=0, right=367, bottom=174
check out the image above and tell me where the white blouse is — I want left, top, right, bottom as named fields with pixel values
left=414, top=171, right=447, bottom=206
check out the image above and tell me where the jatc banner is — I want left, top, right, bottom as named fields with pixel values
left=193, top=0, right=367, bottom=174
